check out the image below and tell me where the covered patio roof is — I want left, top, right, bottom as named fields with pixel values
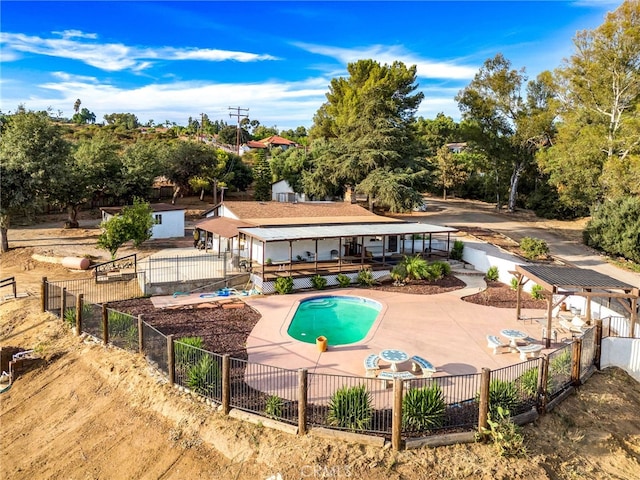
left=239, top=222, right=457, bottom=242
left=196, top=217, right=252, bottom=238
left=514, top=264, right=639, bottom=347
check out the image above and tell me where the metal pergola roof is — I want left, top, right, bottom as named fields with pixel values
left=514, top=265, right=639, bottom=347
left=238, top=222, right=457, bottom=242
left=516, top=265, right=637, bottom=293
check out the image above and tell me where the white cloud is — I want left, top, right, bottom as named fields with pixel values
left=294, top=42, right=478, bottom=80
left=6, top=75, right=329, bottom=129
left=0, top=31, right=279, bottom=72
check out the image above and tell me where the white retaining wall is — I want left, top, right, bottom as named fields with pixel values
left=601, top=337, right=640, bottom=383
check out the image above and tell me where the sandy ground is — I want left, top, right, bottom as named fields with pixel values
left=1, top=197, right=640, bottom=479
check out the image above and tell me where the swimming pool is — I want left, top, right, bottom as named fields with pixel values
left=287, top=295, right=382, bottom=346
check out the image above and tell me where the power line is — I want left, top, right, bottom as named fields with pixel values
left=228, top=106, right=249, bottom=155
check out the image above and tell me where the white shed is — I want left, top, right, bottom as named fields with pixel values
left=100, top=203, right=186, bottom=239
left=271, top=179, right=307, bottom=203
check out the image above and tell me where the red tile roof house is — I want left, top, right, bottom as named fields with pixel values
left=195, top=200, right=456, bottom=294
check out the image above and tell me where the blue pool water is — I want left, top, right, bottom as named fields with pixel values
left=287, top=296, right=382, bottom=346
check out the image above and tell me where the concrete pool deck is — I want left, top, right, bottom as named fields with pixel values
left=244, top=274, right=561, bottom=378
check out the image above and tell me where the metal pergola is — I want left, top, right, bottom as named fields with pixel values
left=513, top=265, right=639, bottom=347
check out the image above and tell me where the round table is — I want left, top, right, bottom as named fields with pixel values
left=500, top=329, right=528, bottom=349
left=379, top=349, right=409, bottom=371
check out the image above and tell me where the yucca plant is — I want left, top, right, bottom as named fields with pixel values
left=108, top=311, right=137, bottom=350
left=336, top=273, right=351, bottom=287
left=327, top=384, right=373, bottom=431
left=186, top=354, right=220, bottom=397
left=517, top=367, right=543, bottom=398
left=477, top=379, right=520, bottom=419
left=175, top=336, right=205, bottom=368
left=548, top=349, right=572, bottom=392
left=63, top=307, right=76, bottom=327
left=402, top=384, right=446, bottom=431
left=265, top=395, right=284, bottom=420
left=450, top=239, right=464, bottom=260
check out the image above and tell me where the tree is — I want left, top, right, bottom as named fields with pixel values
left=97, top=199, right=153, bottom=259
left=456, top=54, right=555, bottom=212
left=252, top=150, right=272, bottom=201
left=415, top=113, right=460, bottom=158
left=74, top=98, right=81, bottom=114
left=309, top=59, right=427, bottom=211
left=162, top=140, right=218, bottom=204
left=0, top=110, right=70, bottom=251
left=538, top=1, right=640, bottom=211
left=72, top=107, right=96, bottom=125
left=433, top=145, right=468, bottom=200
left=103, top=113, right=139, bottom=129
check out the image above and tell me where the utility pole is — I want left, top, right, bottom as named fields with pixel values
left=200, top=112, right=205, bottom=143
left=228, top=106, right=249, bottom=155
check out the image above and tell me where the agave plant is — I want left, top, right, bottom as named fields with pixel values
left=477, top=379, right=520, bottom=419
left=265, top=395, right=284, bottom=420
left=186, top=354, right=220, bottom=397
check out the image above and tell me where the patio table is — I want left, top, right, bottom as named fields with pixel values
left=379, top=349, right=409, bottom=372
left=500, top=329, right=528, bottom=350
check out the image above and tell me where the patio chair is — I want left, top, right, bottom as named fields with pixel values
left=304, top=251, right=316, bottom=262
left=330, top=249, right=339, bottom=259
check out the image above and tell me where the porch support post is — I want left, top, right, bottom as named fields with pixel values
left=447, top=232, right=451, bottom=259
left=338, top=237, right=342, bottom=272
left=545, top=292, right=553, bottom=348
left=314, top=239, right=318, bottom=272
left=288, top=240, right=293, bottom=275
left=261, top=240, right=265, bottom=279
left=585, top=289, right=592, bottom=324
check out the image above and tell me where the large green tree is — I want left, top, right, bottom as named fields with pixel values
left=308, top=59, right=427, bottom=212
left=538, top=0, right=640, bottom=211
left=456, top=54, right=556, bottom=212
left=0, top=109, right=70, bottom=251
left=97, top=198, right=154, bottom=259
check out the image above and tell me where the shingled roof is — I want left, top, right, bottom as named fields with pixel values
left=211, top=201, right=400, bottom=227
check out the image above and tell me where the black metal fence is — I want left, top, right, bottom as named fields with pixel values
left=42, top=278, right=601, bottom=447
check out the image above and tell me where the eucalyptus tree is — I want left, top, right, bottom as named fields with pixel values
left=537, top=0, right=640, bottom=211
left=0, top=110, right=71, bottom=250
left=309, top=59, right=426, bottom=212
left=456, top=54, right=557, bottom=211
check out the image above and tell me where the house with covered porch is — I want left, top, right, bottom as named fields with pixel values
left=195, top=200, right=457, bottom=293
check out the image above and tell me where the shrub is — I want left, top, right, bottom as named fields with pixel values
left=549, top=349, right=572, bottom=391
left=265, top=395, right=284, bottom=420
left=399, top=255, right=429, bottom=281
left=519, top=237, right=549, bottom=260
left=480, top=407, right=527, bottom=458
left=530, top=284, right=544, bottom=300
left=390, top=264, right=407, bottom=285
left=479, top=379, right=519, bottom=419
left=336, top=273, right=351, bottom=288
left=402, top=384, right=446, bottom=431
left=274, top=276, right=294, bottom=294
left=518, top=367, right=541, bottom=398
left=356, top=268, right=375, bottom=287
left=426, top=261, right=451, bottom=280
left=510, top=277, right=519, bottom=291
left=486, top=266, right=499, bottom=281
left=311, top=274, right=327, bottom=290
left=63, top=307, right=76, bottom=327
left=327, top=384, right=373, bottom=431
left=175, top=336, right=205, bottom=367
left=108, top=311, right=137, bottom=349
left=186, top=354, right=220, bottom=397
left=583, top=196, right=640, bottom=263
left=451, top=239, right=464, bottom=260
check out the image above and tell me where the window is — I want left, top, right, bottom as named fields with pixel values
left=154, top=214, right=162, bottom=225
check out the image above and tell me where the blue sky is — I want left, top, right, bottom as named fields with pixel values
left=0, top=1, right=622, bottom=130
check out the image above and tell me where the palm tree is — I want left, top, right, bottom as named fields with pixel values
left=73, top=99, right=81, bottom=114
left=393, top=255, right=429, bottom=283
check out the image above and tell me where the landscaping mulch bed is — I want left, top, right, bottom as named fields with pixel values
left=366, top=275, right=467, bottom=295
left=462, top=280, right=548, bottom=309
left=109, top=298, right=260, bottom=359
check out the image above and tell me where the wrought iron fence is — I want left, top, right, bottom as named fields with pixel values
left=42, top=276, right=601, bottom=445
left=546, top=344, right=573, bottom=399
left=106, top=308, right=138, bottom=352
left=48, top=275, right=144, bottom=304
left=142, top=323, right=168, bottom=374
